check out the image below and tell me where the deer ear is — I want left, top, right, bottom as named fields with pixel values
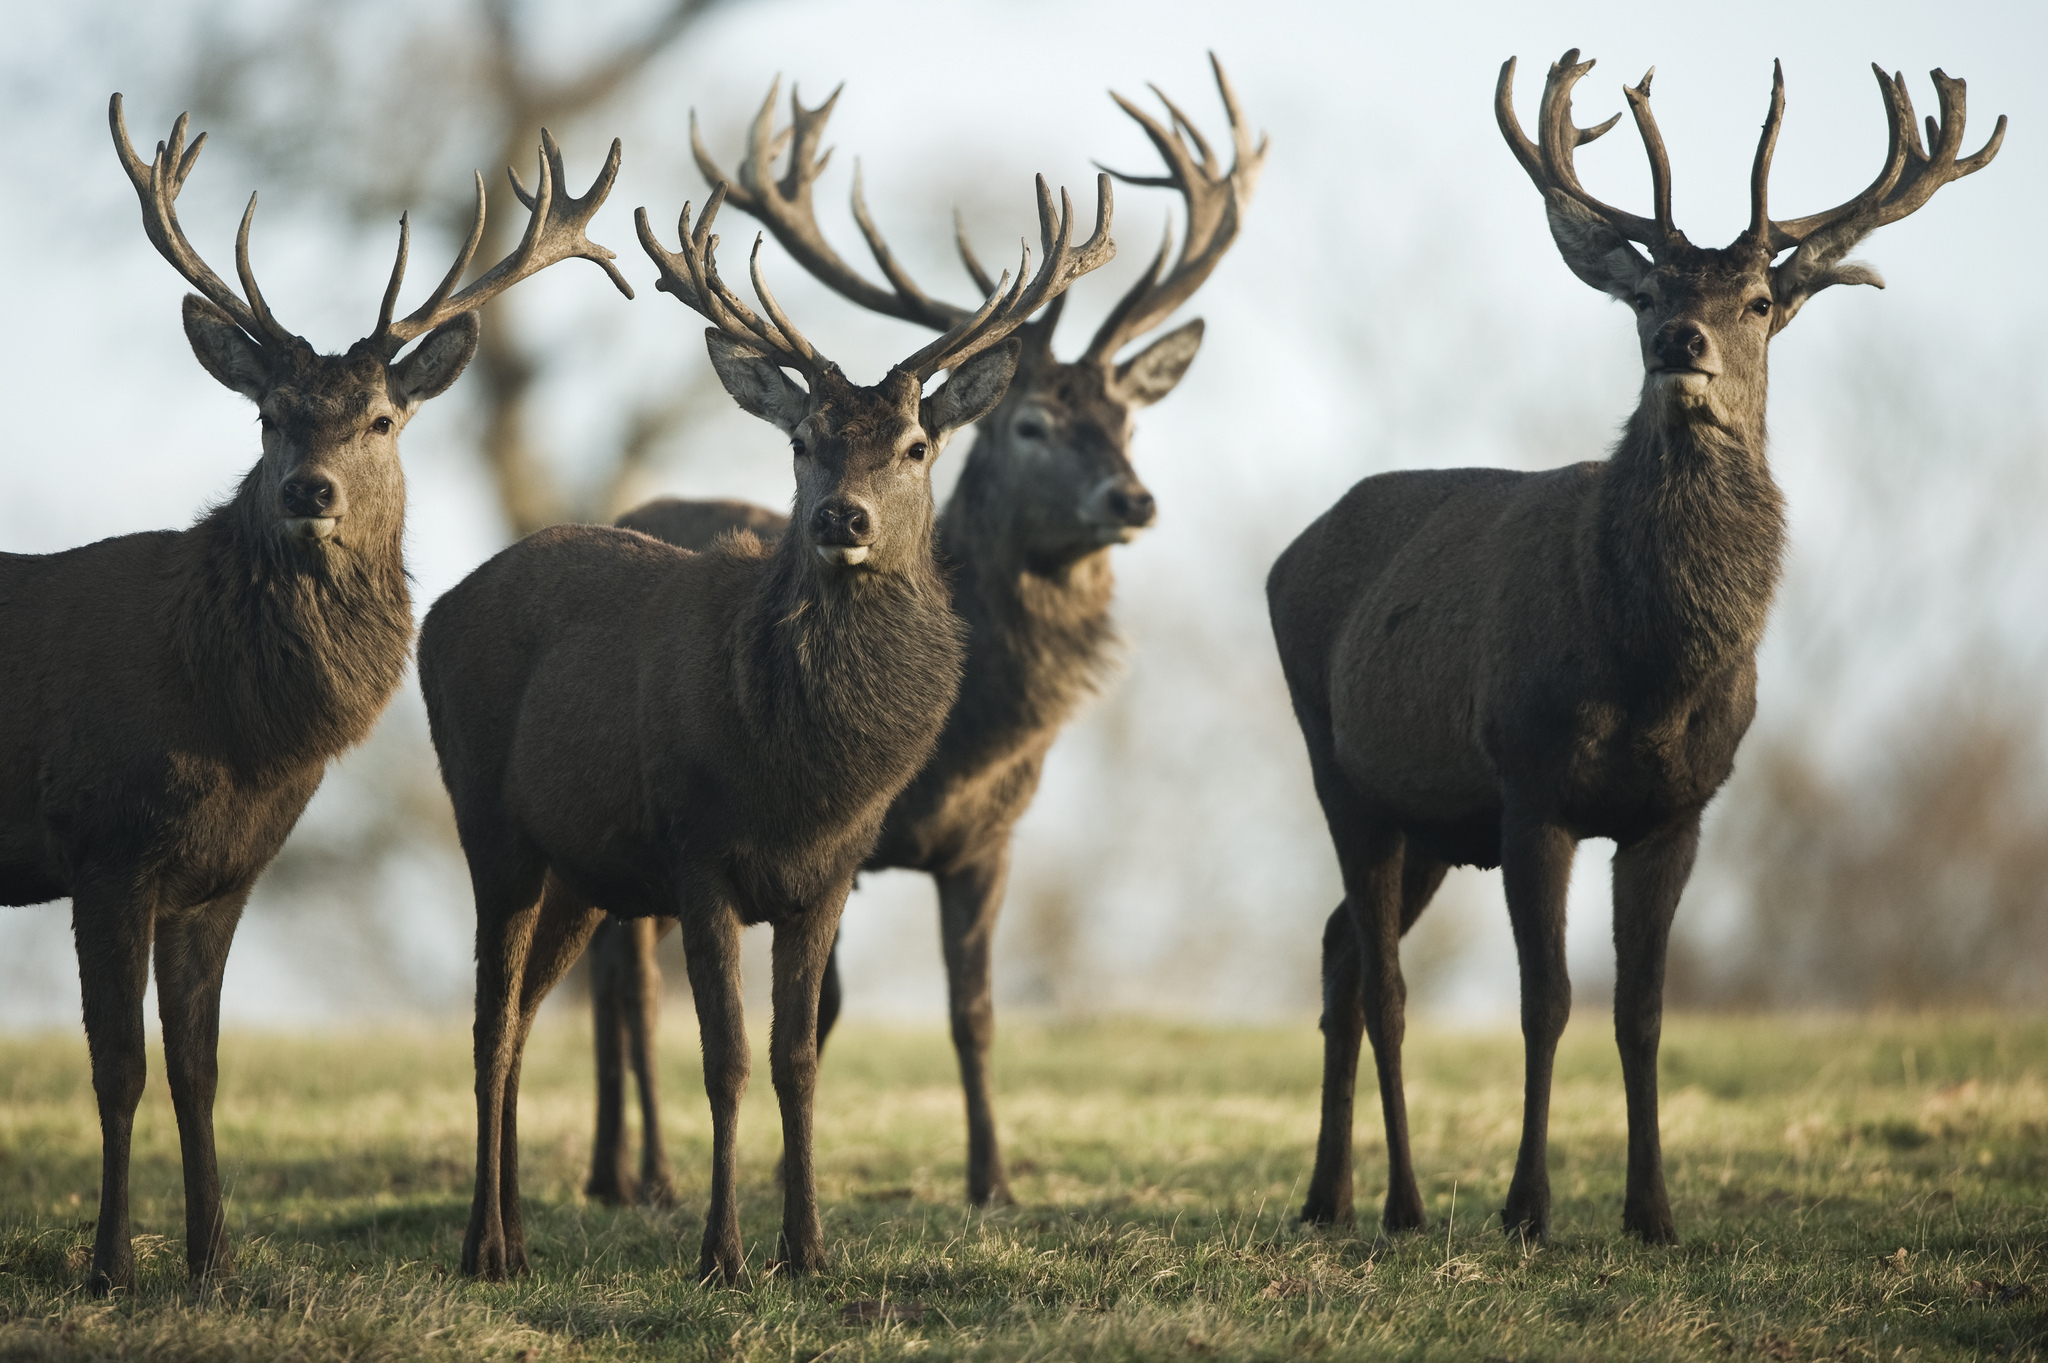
left=391, top=313, right=480, bottom=408
left=923, top=340, right=1019, bottom=438
left=182, top=295, right=268, bottom=400
left=1111, top=319, right=1205, bottom=408
left=705, top=331, right=810, bottom=433
left=1545, top=197, right=1652, bottom=300
left=1769, top=228, right=1886, bottom=331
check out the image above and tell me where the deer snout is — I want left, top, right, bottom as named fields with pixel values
left=809, top=498, right=875, bottom=567
left=280, top=474, right=345, bottom=539
left=1652, top=322, right=1719, bottom=375
left=1105, top=483, right=1157, bottom=529
left=1084, top=475, right=1157, bottom=544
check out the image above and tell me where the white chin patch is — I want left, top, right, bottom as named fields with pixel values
left=815, top=544, right=870, bottom=566
left=283, top=516, right=339, bottom=541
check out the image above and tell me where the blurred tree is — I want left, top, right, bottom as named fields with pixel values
left=184, top=0, right=731, bottom=533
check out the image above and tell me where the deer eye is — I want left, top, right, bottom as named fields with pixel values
left=791, top=438, right=808, bottom=458
left=1017, top=419, right=1047, bottom=439
left=258, top=414, right=276, bottom=432
left=370, top=416, right=394, bottom=435
left=906, top=441, right=929, bottom=462
left=1748, top=297, right=1772, bottom=317
left=1631, top=293, right=1654, bottom=314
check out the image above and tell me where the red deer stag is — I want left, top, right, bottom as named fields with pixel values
left=580, top=59, right=1262, bottom=1210
left=0, top=98, right=628, bottom=1295
left=1268, top=51, right=2002, bottom=1243
left=417, top=167, right=1113, bottom=1281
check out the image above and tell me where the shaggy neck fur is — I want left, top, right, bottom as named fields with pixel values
left=730, top=520, right=965, bottom=816
left=938, top=446, right=1120, bottom=758
left=1595, top=387, right=1785, bottom=697
left=169, top=464, right=414, bottom=779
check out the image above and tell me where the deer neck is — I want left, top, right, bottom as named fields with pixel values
left=169, top=466, right=414, bottom=779
left=937, top=448, right=1121, bottom=749
left=1594, top=391, right=1786, bottom=695
left=730, top=526, right=965, bottom=796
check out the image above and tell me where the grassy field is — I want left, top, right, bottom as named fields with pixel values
left=0, top=1012, right=2044, bottom=1361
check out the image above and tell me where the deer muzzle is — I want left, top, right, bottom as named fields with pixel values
left=809, top=498, right=875, bottom=568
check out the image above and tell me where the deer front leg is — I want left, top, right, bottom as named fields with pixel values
left=769, top=891, right=849, bottom=1273
left=463, top=869, right=542, bottom=1281
left=679, top=903, right=748, bottom=1285
left=1612, top=816, right=1699, bottom=1245
left=586, top=915, right=637, bottom=1206
left=153, top=887, right=251, bottom=1283
left=624, top=916, right=680, bottom=1206
left=936, top=848, right=1014, bottom=1207
left=494, top=878, right=604, bottom=1274
left=1499, top=808, right=1577, bottom=1243
left=72, top=877, right=155, bottom=1296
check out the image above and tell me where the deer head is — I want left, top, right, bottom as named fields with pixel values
left=692, top=57, right=1261, bottom=568
left=635, top=175, right=1113, bottom=579
left=111, top=96, right=632, bottom=552
left=1498, top=51, right=2003, bottom=430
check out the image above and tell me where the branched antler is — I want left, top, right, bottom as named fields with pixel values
left=635, top=184, right=829, bottom=381
left=1496, top=50, right=1680, bottom=256
left=691, top=80, right=973, bottom=331
left=1081, top=53, right=1267, bottom=363
left=371, top=129, right=634, bottom=356
left=110, top=93, right=305, bottom=351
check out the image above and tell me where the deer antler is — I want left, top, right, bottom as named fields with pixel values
left=635, top=184, right=831, bottom=381
left=1081, top=53, right=1267, bottom=364
left=110, top=94, right=306, bottom=352
left=1496, top=50, right=1684, bottom=256
left=371, top=129, right=634, bottom=356
left=1756, top=65, right=2004, bottom=256
left=691, top=80, right=974, bottom=331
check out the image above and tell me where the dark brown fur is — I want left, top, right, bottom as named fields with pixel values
left=1269, top=52, right=1999, bottom=1245
left=420, top=348, right=1020, bottom=1283
left=0, top=324, right=473, bottom=1294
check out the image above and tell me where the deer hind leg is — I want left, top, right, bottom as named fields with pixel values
left=586, top=915, right=636, bottom=1206
left=678, top=898, right=748, bottom=1286
left=494, top=875, right=604, bottom=1274
left=768, top=888, right=851, bottom=1274
left=1611, top=816, right=1699, bottom=1245
left=71, top=876, right=156, bottom=1296
left=937, top=847, right=1015, bottom=1207
left=624, top=916, right=679, bottom=1206
left=461, top=850, right=546, bottom=1281
left=1499, top=807, right=1577, bottom=1243
left=153, top=886, right=251, bottom=1284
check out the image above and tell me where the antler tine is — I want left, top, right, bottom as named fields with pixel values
left=1747, top=61, right=1787, bottom=241
left=378, top=131, right=632, bottom=354
left=1759, top=62, right=1999, bottom=254
left=1083, top=56, right=1264, bottom=364
left=374, top=212, right=413, bottom=339
left=694, top=79, right=973, bottom=332
left=953, top=207, right=999, bottom=296
left=1533, top=51, right=1667, bottom=249
left=904, top=172, right=1116, bottom=382
left=1621, top=70, right=1676, bottom=241
left=109, top=94, right=301, bottom=349
left=634, top=185, right=826, bottom=380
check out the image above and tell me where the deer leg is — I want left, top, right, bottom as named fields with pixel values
left=586, top=915, right=636, bottom=1206
left=936, top=847, right=1015, bottom=1207
left=1301, top=901, right=1364, bottom=1226
left=678, top=901, right=748, bottom=1286
left=1357, top=830, right=1428, bottom=1230
left=153, top=887, right=250, bottom=1283
left=72, top=878, right=155, bottom=1297
left=769, top=891, right=849, bottom=1273
left=816, top=934, right=843, bottom=1054
left=1612, top=816, right=1699, bottom=1245
left=462, top=858, right=544, bottom=1281
left=489, top=878, right=604, bottom=1276
left=1499, top=809, right=1576, bottom=1243
left=625, top=916, right=679, bottom=1206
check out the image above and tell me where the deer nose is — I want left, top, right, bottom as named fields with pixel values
left=809, top=498, right=874, bottom=546
left=280, top=476, right=337, bottom=518
left=1105, top=483, right=1157, bottom=528
left=1655, top=322, right=1710, bottom=370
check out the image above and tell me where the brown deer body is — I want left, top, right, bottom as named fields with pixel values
left=0, top=100, right=628, bottom=1295
left=421, top=175, right=1112, bottom=1282
left=580, top=63, right=1261, bottom=1211
left=1269, top=51, right=2002, bottom=1242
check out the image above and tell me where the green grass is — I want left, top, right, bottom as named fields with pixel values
left=2, top=1013, right=2044, bottom=1360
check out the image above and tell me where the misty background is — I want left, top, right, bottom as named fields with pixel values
left=2, top=0, right=2043, bottom=1031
